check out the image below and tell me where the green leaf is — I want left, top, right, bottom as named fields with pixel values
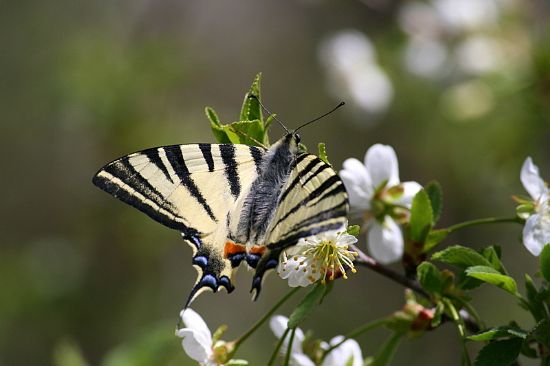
left=409, top=190, right=433, bottom=243
left=417, top=262, right=445, bottom=295
left=540, top=244, right=550, bottom=282
left=318, top=142, right=330, bottom=165
left=205, top=106, right=222, bottom=126
left=240, top=73, right=263, bottom=122
left=370, top=333, right=402, bottom=366
left=465, top=266, right=518, bottom=295
left=227, top=120, right=265, bottom=146
left=210, top=119, right=266, bottom=146
left=425, top=181, right=443, bottom=224
left=480, top=246, right=505, bottom=273
left=523, top=274, right=546, bottom=321
left=347, top=225, right=361, bottom=238
left=207, top=106, right=233, bottom=143
left=529, top=318, right=550, bottom=348
left=432, top=245, right=494, bottom=269
left=423, top=229, right=449, bottom=251
left=474, top=338, right=522, bottom=366
left=288, top=283, right=327, bottom=329
left=468, top=326, right=527, bottom=341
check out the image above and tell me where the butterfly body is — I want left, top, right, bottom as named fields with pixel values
left=93, top=132, right=348, bottom=305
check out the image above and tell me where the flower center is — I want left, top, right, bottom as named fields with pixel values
left=301, top=237, right=358, bottom=284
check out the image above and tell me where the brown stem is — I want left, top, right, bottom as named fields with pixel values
left=352, top=244, right=430, bottom=300
left=352, top=245, right=483, bottom=335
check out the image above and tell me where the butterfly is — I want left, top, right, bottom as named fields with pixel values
left=92, top=105, right=349, bottom=306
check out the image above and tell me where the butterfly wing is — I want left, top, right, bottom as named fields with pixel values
left=93, top=143, right=265, bottom=304
left=250, top=153, right=349, bottom=297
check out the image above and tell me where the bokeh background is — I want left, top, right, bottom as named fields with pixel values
left=2, top=0, right=550, bottom=365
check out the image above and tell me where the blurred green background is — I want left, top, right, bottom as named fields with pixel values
left=2, top=0, right=549, bottom=365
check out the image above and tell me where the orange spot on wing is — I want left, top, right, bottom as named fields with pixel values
left=224, top=241, right=246, bottom=258
left=249, top=246, right=266, bottom=255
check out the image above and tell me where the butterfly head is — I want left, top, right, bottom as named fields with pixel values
left=280, top=131, right=302, bottom=154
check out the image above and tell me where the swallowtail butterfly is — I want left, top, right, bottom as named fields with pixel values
left=93, top=116, right=348, bottom=306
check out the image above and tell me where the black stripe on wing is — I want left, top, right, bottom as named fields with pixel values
left=199, top=144, right=215, bottom=172
left=163, top=146, right=217, bottom=222
left=92, top=163, right=200, bottom=239
left=249, top=145, right=264, bottom=174
left=219, top=144, right=241, bottom=198
left=142, top=148, right=174, bottom=184
left=271, top=174, right=344, bottom=232
left=278, top=158, right=324, bottom=204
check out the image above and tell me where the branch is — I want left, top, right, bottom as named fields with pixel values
left=352, top=244, right=429, bottom=300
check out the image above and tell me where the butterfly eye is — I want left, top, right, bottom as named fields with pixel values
left=294, top=133, right=301, bottom=144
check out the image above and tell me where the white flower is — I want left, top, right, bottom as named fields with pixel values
left=270, top=315, right=363, bottom=366
left=340, top=144, right=422, bottom=264
left=520, top=157, right=550, bottom=256
left=319, top=30, right=393, bottom=115
left=176, top=308, right=217, bottom=366
left=278, top=229, right=358, bottom=287
left=176, top=309, right=246, bottom=366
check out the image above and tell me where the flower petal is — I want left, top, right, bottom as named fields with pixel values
left=278, top=252, right=321, bottom=287
left=176, top=329, right=212, bottom=363
left=523, top=214, right=550, bottom=256
left=521, top=157, right=547, bottom=201
left=393, top=181, right=423, bottom=208
left=180, top=308, right=212, bottom=345
left=269, top=315, right=306, bottom=355
left=270, top=315, right=290, bottom=339
left=323, top=336, right=363, bottom=366
left=291, top=353, right=316, bottom=366
left=365, top=144, right=400, bottom=188
left=340, top=158, right=373, bottom=209
left=368, top=217, right=404, bottom=264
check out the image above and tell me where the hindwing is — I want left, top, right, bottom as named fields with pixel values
left=250, top=154, right=349, bottom=297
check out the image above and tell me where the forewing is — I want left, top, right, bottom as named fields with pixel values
left=251, top=154, right=349, bottom=297
left=93, top=143, right=265, bottom=304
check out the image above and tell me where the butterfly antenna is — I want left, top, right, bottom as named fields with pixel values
left=248, top=94, right=290, bottom=134
left=294, top=101, right=345, bottom=132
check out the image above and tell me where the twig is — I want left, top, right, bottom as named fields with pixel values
left=352, top=244, right=430, bottom=300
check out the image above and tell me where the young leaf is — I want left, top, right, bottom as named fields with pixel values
left=227, top=120, right=265, bottom=146
left=409, top=190, right=433, bottom=244
left=240, top=73, right=263, bottom=122
left=207, top=107, right=233, bottom=144
left=346, top=225, right=361, bottom=238
left=424, top=181, right=443, bottom=224
left=318, top=142, right=330, bottom=165
left=529, top=318, right=550, bottom=348
left=480, top=246, right=505, bottom=274
left=465, top=266, right=518, bottom=295
left=540, top=244, right=550, bottom=282
left=288, top=283, right=327, bottom=329
left=523, top=274, right=546, bottom=321
left=423, top=229, right=449, bottom=252
left=474, top=338, right=522, bottom=366
left=467, top=326, right=527, bottom=342
left=205, top=106, right=222, bottom=125
left=417, top=262, right=445, bottom=295
left=431, top=245, right=494, bottom=270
